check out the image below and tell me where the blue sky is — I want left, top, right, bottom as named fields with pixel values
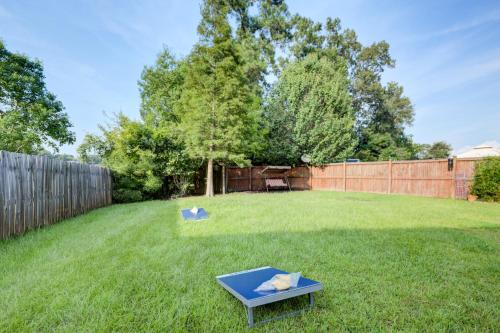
left=1, top=0, right=499, bottom=155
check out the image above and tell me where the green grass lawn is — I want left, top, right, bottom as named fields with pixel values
left=1, top=191, right=499, bottom=332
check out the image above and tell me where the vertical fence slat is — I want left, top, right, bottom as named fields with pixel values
left=0, top=152, right=5, bottom=239
left=388, top=160, right=392, bottom=194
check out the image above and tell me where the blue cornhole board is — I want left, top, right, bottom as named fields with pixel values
left=216, top=266, right=323, bottom=327
left=181, top=208, right=208, bottom=221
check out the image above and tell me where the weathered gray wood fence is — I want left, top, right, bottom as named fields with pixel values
left=0, top=151, right=112, bottom=240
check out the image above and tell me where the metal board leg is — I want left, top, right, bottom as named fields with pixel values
left=246, top=306, right=254, bottom=327
left=246, top=294, right=317, bottom=327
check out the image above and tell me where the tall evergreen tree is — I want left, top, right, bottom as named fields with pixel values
left=178, top=0, right=262, bottom=196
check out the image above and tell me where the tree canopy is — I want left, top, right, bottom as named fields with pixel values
left=279, top=15, right=417, bottom=161
left=417, top=141, right=452, bottom=159
left=0, top=40, right=74, bottom=153
left=78, top=0, right=450, bottom=201
left=177, top=0, right=264, bottom=196
left=264, top=53, right=356, bottom=165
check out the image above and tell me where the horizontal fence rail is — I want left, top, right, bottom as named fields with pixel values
left=0, top=151, right=112, bottom=240
left=227, top=158, right=480, bottom=199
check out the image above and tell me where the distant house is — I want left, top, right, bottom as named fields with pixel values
left=456, top=144, right=500, bottom=158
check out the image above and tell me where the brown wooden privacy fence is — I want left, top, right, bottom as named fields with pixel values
left=0, top=151, right=112, bottom=240
left=227, top=158, right=481, bottom=199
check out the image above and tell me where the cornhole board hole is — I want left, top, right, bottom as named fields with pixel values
left=181, top=208, right=208, bottom=221
left=216, top=266, right=323, bottom=327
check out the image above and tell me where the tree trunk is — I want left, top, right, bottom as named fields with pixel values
left=222, top=165, right=226, bottom=195
left=206, top=159, right=214, bottom=197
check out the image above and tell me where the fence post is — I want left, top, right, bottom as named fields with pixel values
left=249, top=166, right=252, bottom=191
left=451, top=156, right=457, bottom=199
left=309, top=166, right=313, bottom=190
left=222, top=165, right=226, bottom=195
left=343, top=161, right=347, bottom=192
left=388, top=160, right=392, bottom=194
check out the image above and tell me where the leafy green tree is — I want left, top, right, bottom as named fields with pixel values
left=77, top=133, right=108, bottom=164
left=40, top=149, right=77, bottom=161
left=226, top=0, right=292, bottom=75
left=178, top=0, right=263, bottom=196
left=79, top=116, right=159, bottom=202
left=283, top=17, right=416, bottom=161
left=0, top=41, right=74, bottom=153
left=138, top=48, right=186, bottom=127
left=288, top=15, right=324, bottom=60
left=414, top=141, right=452, bottom=160
left=78, top=114, right=199, bottom=202
left=470, top=157, right=500, bottom=202
left=259, top=89, right=299, bottom=165
left=265, top=53, right=357, bottom=165
left=356, top=82, right=415, bottom=161
left=419, top=141, right=452, bottom=159
left=138, top=49, right=202, bottom=197
left=78, top=50, right=200, bottom=202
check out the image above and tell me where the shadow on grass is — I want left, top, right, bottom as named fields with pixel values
left=172, top=213, right=499, bottom=330
left=0, top=200, right=498, bottom=331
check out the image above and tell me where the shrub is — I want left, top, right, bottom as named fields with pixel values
left=470, top=157, right=500, bottom=202
left=111, top=172, right=145, bottom=203
left=113, top=189, right=143, bottom=203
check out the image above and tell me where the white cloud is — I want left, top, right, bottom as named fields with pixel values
left=93, top=2, right=164, bottom=54
left=427, top=52, right=500, bottom=93
left=100, top=16, right=149, bottom=49
left=398, top=45, right=500, bottom=104
left=409, top=10, right=500, bottom=42
left=432, top=11, right=500, bottom=37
